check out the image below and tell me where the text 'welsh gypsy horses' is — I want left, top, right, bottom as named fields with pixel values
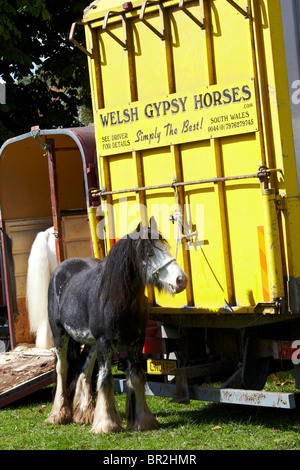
left=45, top=218, right=188, bottom=434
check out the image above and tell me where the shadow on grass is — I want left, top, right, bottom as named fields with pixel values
left=3, top=385, right=54, bottom=409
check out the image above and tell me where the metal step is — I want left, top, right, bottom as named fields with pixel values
left=114, top=378, right=297, bottom=409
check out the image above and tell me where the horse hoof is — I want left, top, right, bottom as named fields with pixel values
left=73, top=413, right=94, bottom=425
left=44, top=410, right=73, bottom=425
left=90, top=423, right=123, bottom=434
left=127, top=417, right=159, bottom=431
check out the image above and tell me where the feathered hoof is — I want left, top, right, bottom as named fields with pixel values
left=127, top=415, right=159, bottom=431
left=44, top=408, right=73, bottom=425
left=91, top=423, right=123, bottom=434
left=73, top=405, right=95, bottom=425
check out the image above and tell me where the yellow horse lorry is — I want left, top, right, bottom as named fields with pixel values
left=76, top=0, right=300, bottom=407
left=2, top=0, right=300, bottom=408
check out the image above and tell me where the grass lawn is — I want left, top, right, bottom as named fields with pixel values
left=0, top=371, right=300, bottom=451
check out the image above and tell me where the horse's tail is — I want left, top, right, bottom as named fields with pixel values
left=26, top=230, right=54, bottom=349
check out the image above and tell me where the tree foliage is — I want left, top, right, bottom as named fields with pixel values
left=0, top=0, right=93, bottom=146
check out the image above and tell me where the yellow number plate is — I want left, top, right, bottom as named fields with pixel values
left=147, top=359, right=177, bottom=375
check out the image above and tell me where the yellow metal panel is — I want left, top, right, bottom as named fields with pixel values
left=142, top=147, right=189, bottom=307
left=171, top=2, right=208, bottom=91
left=181, top=141, right=227, bottom=307
left=212, top=0, right=254, bottom=82
left=133, top=13, right=169, bottom=100
left=83, top=0, right=300, bottom=314
left=98, top=25, right=131, bottom=108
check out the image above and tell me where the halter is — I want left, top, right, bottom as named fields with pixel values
left=151, top=257, right=176, bottom=277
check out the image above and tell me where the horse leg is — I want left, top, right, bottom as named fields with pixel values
left=91, top=339, right=122, bottom=434
left=126, top=348, right=159, bottom=431
left=73, top=345, right=97, bottom=425
left=44, top=333, right=73, bottom=424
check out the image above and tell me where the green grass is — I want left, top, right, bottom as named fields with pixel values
left=1, top=371, right=300, bottom=450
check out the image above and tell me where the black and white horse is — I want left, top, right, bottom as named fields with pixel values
left=44, top=218, right=188, bottom=434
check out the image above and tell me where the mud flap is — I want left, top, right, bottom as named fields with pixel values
left=242, top=336, right=271, bottom=390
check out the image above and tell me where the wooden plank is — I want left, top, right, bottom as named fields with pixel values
left=0, top=347, right=56, bottom=407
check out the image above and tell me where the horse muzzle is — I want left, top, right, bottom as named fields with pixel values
left=169, top=272, right=188, bottom=294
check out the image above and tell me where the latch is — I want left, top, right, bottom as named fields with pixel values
left=169, top=206, right=198, bottom=258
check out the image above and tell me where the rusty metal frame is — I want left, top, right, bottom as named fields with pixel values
left=46, top=138, right=65, bottom=265
left=69, top=21, right=93, bottom=57
left=93, top=167, right=282, bottom=198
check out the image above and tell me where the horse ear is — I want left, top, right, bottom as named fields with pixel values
left=149, top=216, right=160, bottom=239
left=149, top=216, right=157, bottom=232
left=135, top=220, right=148, bottom=240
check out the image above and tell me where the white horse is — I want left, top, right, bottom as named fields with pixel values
left=26, top=227, right=57, bottom=349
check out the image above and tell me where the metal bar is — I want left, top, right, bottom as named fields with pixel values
left=87, top=206, right=105, bottom=259
left=247, top=0, right=267, bottom=172
left=139, top=1, right=165, bottom=40
left=102, top=12, right=127, bottom=49
left=262, top=188, right=284, bottom=300
left=178, top=0, right=205, bottom=29
left=251, top=0, right=277, bottom=185
left=92, top=27, right=105, bottom=110
left=189, top=387, right=296, bottom=409
left=0, top=225, right=16, bottom=349
left=102, top=158, right=116, bottom=247
left=113, top=379, right=297, bottom=409
left=46, top=139, right=65, bottom=265
left=94, top=168, right=282, bottom=197
left=226, top=0, right=249, bottom=18
left=69, top=22, right=93, bottom=57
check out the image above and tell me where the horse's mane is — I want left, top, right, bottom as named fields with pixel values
left=99, top=226, right=167, bottom=310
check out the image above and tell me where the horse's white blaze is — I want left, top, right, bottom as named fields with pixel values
left=26, top=227, right=56, bottom=349
left=148, top=242, right=188, bottom=294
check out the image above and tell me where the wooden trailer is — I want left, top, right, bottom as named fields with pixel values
left=0, top=126, right=98, bottom=407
